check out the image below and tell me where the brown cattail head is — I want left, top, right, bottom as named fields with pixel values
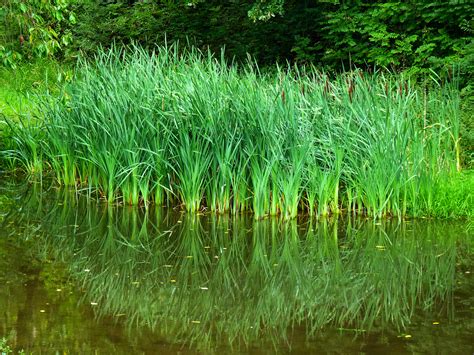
left=348, top=79, right=354, bottom=102
left=281, top=89, right=286, bottom=104
left=324, top=78, right=330, bottom=95
left=19, top=34, right=24, bottom=45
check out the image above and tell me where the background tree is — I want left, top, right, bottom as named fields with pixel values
left=0, top=0, right=76, bottom=67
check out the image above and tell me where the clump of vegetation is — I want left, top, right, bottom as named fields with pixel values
left=0, top=337, right=12, bottom=354
left=1, top=46, right=469, bottom=219
left=0, top=337, right=24, bottom=355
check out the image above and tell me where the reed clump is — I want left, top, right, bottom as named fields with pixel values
left=2, top=45, right=466, bottom=219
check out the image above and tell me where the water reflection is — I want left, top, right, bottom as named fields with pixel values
left=1, top=180, right=472, bottom=353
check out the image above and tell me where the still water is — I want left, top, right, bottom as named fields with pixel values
left=0, top=177, right=472, bottom=354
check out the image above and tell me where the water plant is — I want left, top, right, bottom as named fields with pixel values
left=1, top=45, right=468, bottom=219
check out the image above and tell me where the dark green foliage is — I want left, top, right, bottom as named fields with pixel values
left=1, top=0, right=472, bottom=77
left=2, top=1, right=472, bottom=82
left=71, top=1, right=300, bottom=65
left=69, top=1, right=474, bottom=74
left=0, top=0, right=77, bottom=67
left=317, top=2, right=473, bottom=72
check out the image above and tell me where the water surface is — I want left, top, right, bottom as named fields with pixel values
left=0, top=178, right=472, bottom=354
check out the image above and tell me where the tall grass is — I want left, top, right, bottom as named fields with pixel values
left=1, top=45, right=467, bottom=219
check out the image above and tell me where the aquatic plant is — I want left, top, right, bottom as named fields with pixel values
left=1, top=45, right=467, bottom=218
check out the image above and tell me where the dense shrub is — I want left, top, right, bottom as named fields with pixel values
left=69, top=1, right=474, bottom=73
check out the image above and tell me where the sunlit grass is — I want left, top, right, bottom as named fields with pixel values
left=0, top=59, right=70, bottom=119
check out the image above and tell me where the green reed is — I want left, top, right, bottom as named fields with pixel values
left=1, top=45, right=468, bottom=219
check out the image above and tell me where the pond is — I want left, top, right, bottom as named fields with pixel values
left=0, top=176, right=472, bottom=354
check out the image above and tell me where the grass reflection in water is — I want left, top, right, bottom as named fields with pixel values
left=5, top=182, right=469, bottom=350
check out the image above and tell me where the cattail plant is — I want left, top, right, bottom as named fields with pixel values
left=1, top=45, right=464, bottom=219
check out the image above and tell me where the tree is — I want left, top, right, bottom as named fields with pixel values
left=0, top=0, right=76, bottom=67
